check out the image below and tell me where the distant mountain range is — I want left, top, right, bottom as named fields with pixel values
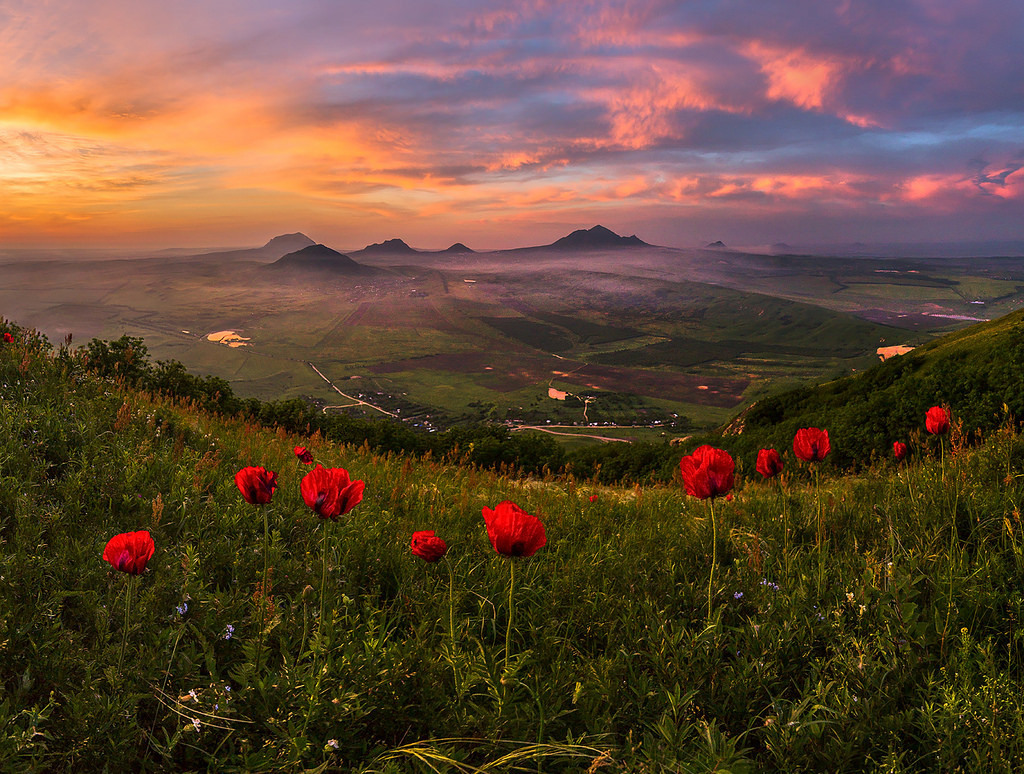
left=243, top=225, right=653, bottom=263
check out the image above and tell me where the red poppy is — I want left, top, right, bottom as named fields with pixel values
left=589, top=494, right=599, bottom=503
left=2, top=332, right=12, bottom=343
left=235, top=466, right=278, bottom=505
left=925, top=406, right=950, bottom=435
left=482, top=501, right=546, bottom=557
left=793, top=427, right=830, bottom=462
left=410, top=530, right=448, bottom=562
left=893, top=441, right=908, bottom=461
left=679, top=445, right=734, bottom=499
left=756, top=448, right=784, bottom=478
left=294, top=446, right=314, bottom=464
left=103, top=530, right=155, bottom=575
left=301, top=465, right=364, bottom=520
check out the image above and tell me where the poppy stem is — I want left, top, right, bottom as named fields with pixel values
left=255, top=504, right=270, bottom=672
left=319, top=520, right=330, bottom=642
left=815, top=466, right=824, bottom=594
left=117, top=575, right=134, bottom=676
left=505, top=559, right=515, bottom=686
left=446, top=556, right=456, bottom=645
left=707, top=497, right=717, bottom=623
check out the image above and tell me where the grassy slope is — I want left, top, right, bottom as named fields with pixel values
left=731, top=308, right=1024, bottom=469
left=4, top=324, right=1024, bottom=771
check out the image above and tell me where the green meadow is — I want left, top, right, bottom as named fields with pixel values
left=4, top=322, right=1024, bottom=772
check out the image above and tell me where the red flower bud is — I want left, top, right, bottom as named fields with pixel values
left=301, top=465, right=364, bottom=520
left=925, top=406, right=950, bottom=435
left=756, top=448, right=784, bottom=478
left=482, top=501, right=546, bottom=558
left=410, top=530, right=448, bottom=562
left=893, top=441, right=908, bottom=461
left=679, top=445, right=734, bottom=499
left=103, top=530, right=155, bottom=575
left=235, top=466, right=277, bottom=505
left=793, top=427, right=830, bottom=462
left=293, top=446, right=314, bottom=464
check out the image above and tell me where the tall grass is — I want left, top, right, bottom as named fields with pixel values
left=3, top=322, right=1024, bottom=772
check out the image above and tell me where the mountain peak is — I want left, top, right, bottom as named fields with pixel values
left=261, top=232, right=315, bottom=252
left=269, top=243, right=367, bottom=273
left=440, top=242, right=475, bottom=254
left=357, top=238, right=418, bottom=255
left=550, top=225, right=649, bottom=250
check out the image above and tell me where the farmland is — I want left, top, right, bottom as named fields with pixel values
left=2, top=239, right=1021, bottom=434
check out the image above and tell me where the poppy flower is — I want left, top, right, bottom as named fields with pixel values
left=294, top=446, right=314, bottom=464
left=301, top=465, right=364, bottom=520
left=103, top=530, right=155, bottom=575
left=410, top=530, right=448, bottom=563
left=235, top=466, right=277, bottom=505
left=679, top=445, right=734, bottom=499
left=756, top=448, right=784, bottom=479
left=589, top=494, right=599, bottom=503
left=925, top=406, right=950, bottom=435
left=2, top=332, right=12, bottom=343
left=482, top=501, right=546, bottom=558
left=793, top=427, right=830, bottom=462
left=893, top=441, right=908, bottom=461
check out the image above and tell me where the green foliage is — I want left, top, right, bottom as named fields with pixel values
left=5, top=318, right=1024, bottom=771
left=732, top=310, right=1024, bottom=468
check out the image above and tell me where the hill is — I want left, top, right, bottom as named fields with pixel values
left=266, top=243, right=375, bottom=275
left=353, top=237, right=419, bottom=256
left=548, top=224, right=649, bottom=250
left=4, top=319, right=1024, bottom=770
left=728, top=308, right=1024, bottom=467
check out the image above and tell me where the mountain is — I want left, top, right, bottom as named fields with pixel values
left=548, top=225, right=649, bottom=250
left=179, top=232, right=317, bottom=263
left=266, top=243, right=374, bottom=274
left=705, top=240, right=728, bottom=249
left=722, top=308, right=1024, bottom=468
left=353, top=238, right=419, bottom=256
left=260, top=232, right=316, bottom=257
left=439, top=242, right=475, bottom=254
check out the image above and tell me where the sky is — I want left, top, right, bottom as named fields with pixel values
left=1, top=0, right=1023, bottom=250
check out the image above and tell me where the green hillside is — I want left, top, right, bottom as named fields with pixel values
left=5, top=320, right=1024, bottom=771
left=730, top=308, right=1024, bottom=469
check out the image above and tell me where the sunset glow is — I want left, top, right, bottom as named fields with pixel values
left=1, top=0, right=1022, bottom=249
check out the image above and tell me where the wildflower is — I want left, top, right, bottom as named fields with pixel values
left=893, top=441, right=908, bottom=461
left=301, top=465, right=364, bottom=520
left=734, top=591, right=744, bottom=599
left=191, top=718, right=201, bottom=732
left=176, top=601, right=188, bottom=616
left=793, top=427, right=830, bottom=462
left=925, top=406, right=950, bottom=435
left=756, top=448, right=784, bottom=478
left=294, top=446, right=314, bottom=464
left=679, top=445, right=734, bottom=499
left=410, top=530, right=448, bottom=563
left=2, top=332, right=12, bottom=343
left=234, top=466, right=277, bottom=505
left=589, top=494, right=599, bottom=503
left=223, top=624, right=235, bottom=640
left=482, top=501, right=546, bottom=557
left=326, top=739, right=340, bottom=751
left=102, top=531, right=155, bottom=575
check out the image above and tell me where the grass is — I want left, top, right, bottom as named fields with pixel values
left=5, top=323, right=1024, bottom=771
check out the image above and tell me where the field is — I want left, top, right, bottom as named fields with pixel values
left=2, top=243, right=1022, bottom=436
left=5, top=323, right=1024, bottom=771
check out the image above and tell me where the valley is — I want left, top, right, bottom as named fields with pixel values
left=4, top=227, right=1023, bottom=437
